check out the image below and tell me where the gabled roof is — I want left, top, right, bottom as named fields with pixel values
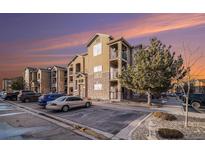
left=67, top=52, right=87, bottom=66
left=51, top=65, right=66, bottom=70
left=107, top=37, right=132, bottom=48
left=76, top=72, right=87, bottom=78
left=38, top=68, right=51, bottom=72
left=87, top=33, right=113, bottom=47
left=24, top=67, right=37, bottom=71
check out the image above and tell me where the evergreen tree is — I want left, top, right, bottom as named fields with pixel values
left=120, top=38, right=185, bottom=105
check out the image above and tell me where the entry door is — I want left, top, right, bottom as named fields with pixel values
left=79, top=84, right=85, bottom=98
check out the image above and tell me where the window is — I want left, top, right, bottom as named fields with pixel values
left=69, top=76, right=73, bottom=82
left=67, top=97, right=83, bottom=101
left=75, top=80, right=77, bottom=90
left=76, top=63, right=81, bottom=73
left=94, top=65, right=102, bottom=73
left=93, top=43, right=102, bottom=56
left=94, top=83, right=102, bottom=90
left=37, top=73, right=40, bottom=79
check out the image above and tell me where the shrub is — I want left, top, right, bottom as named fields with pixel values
left=153, top=112, right=177, bottom=121
left=158, top=128, right=184, bottom=139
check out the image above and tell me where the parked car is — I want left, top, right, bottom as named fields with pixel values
left=182, top=93, right=205, bottom=109
left=0, top=91, right=6, bottom=98
left=176, top=92, right=184, bottom=99
left=167, top=93, right=176, bottom=97
left=17, top=90, right=41, bottom=102
left=38, top=93, right=65, bottom=107
left=2, top=92, right=19, bottom=101
left=46, top=96, right=92, bottom=112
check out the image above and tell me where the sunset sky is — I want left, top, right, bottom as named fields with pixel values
left=1, top=13, right=205, bottom=89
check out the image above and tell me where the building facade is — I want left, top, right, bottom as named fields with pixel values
left=67, top=53, right=88, bottom=98
left=67, top=33, right=134, bottom=101
left=37, top=68, right=51, bottom=94
left=24, top=66, right=66, bottom=94
left=24, top=67, right=38, bottom=91
left=2, top=78, right=13, bottom=92
left=193, top=79, right=205, bottom=93
left=51, top=66, right=67, bottom=93
left=2, top=76, right=23, bottom=92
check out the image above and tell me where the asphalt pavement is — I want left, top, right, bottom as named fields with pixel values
left=0, top=100, right=89, bottom=140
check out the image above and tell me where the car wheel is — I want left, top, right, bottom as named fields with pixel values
left=25, top=98, right=30, bottom=103
left=192, top=102, right=200, bottom=109
left=85, top=102, right=91, bottom=108
left=62, top=105, right=69, bottom=112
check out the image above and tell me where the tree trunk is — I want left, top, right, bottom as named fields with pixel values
left=147, top=91, right=152, bottom=106
left=185, top=78, right=190, bottom=127
left=185, top=96, right=189, bottom=127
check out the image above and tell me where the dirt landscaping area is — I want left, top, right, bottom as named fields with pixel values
left=132, top=112, right=205, bottom=140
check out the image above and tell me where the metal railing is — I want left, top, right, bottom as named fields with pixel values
left=110, top=69, right=118, bottom=80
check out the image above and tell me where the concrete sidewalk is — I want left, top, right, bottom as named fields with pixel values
left=93, top=100, right=205, bottom=119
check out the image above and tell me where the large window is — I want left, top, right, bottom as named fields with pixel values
left=93, top=65, right=102, bottom=73
left=94, top=83, right=102, bottom=90
left=76, top=63, right=81, bottom=73
left=93, top=43, right=102, bottom=56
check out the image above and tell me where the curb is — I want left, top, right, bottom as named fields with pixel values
left=128, top=112, right=153, bottom=140
left=3, top=100, right=115, bottom=140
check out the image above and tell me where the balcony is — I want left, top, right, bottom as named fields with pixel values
left=69, top=71, right=73, bottom=75
left=51, top=83, right=56, bottom=88
left=110, top=45, right=118, bottom=60
left=110, top=86, right=118, bottom=99
left=110, top=50, right=118, bottom=59
left=122, top=51, right=127, bottom=61
left=110, top=69, right=118, bottom=80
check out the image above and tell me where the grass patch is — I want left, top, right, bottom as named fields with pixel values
left=153, top=112, right=177, bottom=121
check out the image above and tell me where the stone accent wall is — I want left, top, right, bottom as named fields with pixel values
left=88, top=72, right=109, bottom=100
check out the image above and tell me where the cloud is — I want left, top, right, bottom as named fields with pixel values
left=1, top=13, right=205, bottom=88
left=1, top=14, right=205, bottom=54
left=30, top=14, right=205, bottom=51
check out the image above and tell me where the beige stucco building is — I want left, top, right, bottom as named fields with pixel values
left=2, top=76, right=23, bottom=92
left=51, top=66, right=67, bottom=93
left=67, top=33, right=134, bottom=101
left=37, top=68, right=51, bottom=94
left=67, top=53, right=88, bottom=98
left=24, top=67, right=51, bottom=93
left=24, top=67, right=38, bottom=91
left=24, top=66, right=67, bottom=94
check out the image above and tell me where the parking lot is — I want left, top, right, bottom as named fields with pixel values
left=0, top=101, right=89, bottom=140
left=7, top=100, right=149, bottom=135
left=1, top=96, right=204, bottom=140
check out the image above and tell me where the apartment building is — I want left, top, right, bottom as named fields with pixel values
left=24, top=67, right=38, bottom=91
left=67, top=53, right=88, bottom=98
left=192, top=79, right=205, bottom=93
left=2, top=77, right=23, bottom=92
left=37, top=68, right=51, bottom=94
left=67, top=33, right=134, bottom=101
left=51, top=66, right=67, bottom=93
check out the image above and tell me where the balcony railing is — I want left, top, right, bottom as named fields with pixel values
left=52, top=74, right=57, bottom=78
left=110, top=48, right=118, bottom=59
left=69, top=71, right=73, bottom=75
left=110, top=69, right=118, bottom=80
left=110, top=91, right=118, bottom=99
left=122, top=51, right=127, bottom=60
left=51, top=83, right=56, bottom=87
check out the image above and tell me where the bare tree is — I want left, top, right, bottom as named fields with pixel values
left=174, top=44, right=204, bottom=127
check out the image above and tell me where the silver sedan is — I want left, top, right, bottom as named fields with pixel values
left=46, top=96, right=92, bottom=112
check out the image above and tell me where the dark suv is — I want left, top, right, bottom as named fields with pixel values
left=18, top=90, right=41, bottom=102
left=183, top=93, right=205, bottom=109
left=2, top=92, right=19, bottom=101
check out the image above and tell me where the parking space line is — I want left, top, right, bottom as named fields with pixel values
left=0, top=112, right=26, bottom=117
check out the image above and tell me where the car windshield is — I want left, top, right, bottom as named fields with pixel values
left=41, top=95, right=49, bottom=99
left=55, top=96, right=67, bottom=102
